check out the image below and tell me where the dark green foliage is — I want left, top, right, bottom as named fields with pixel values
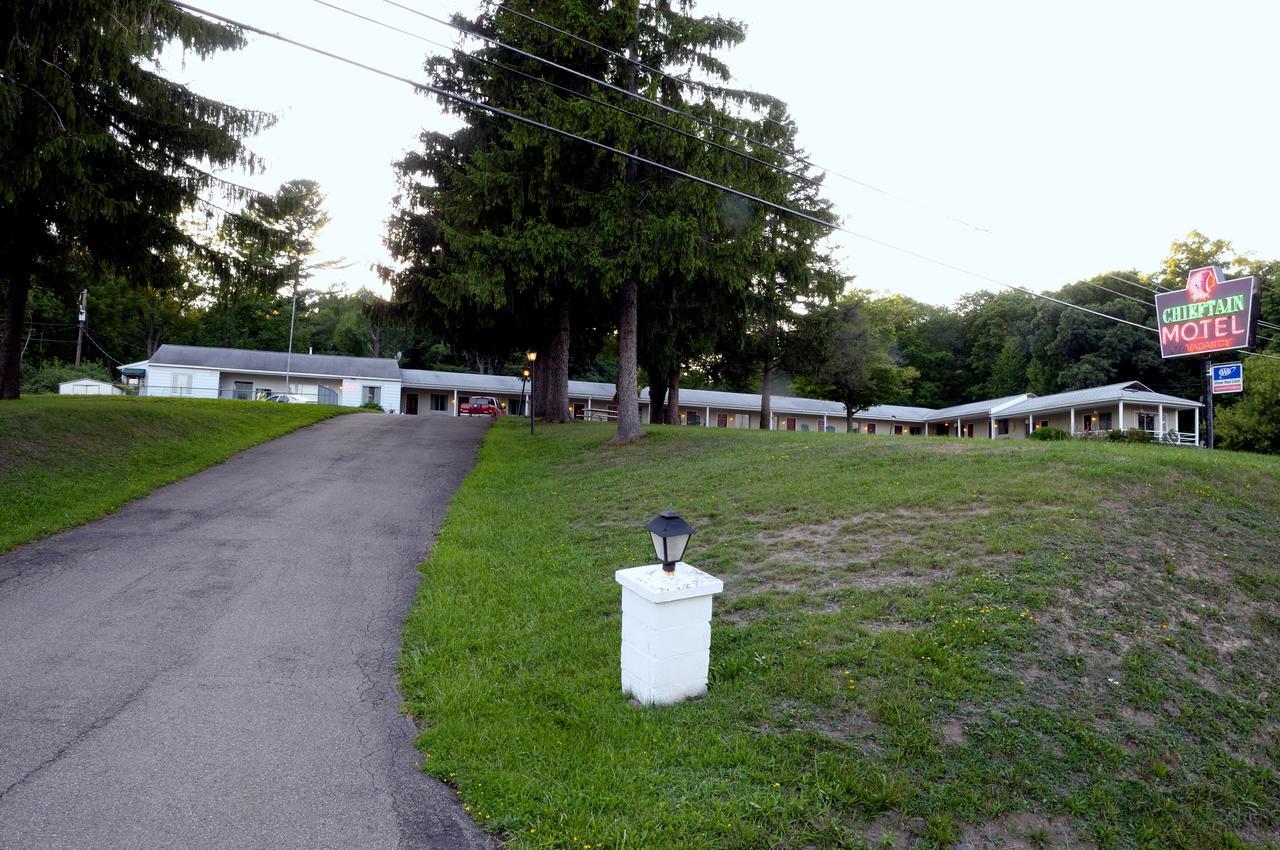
left=1217, top=356, right=1280, bottom=454
left=358, top=401, right=385, bottom=412
left=788, top=294, right=918, bottom=426
left=19, top=359, right=113, bottom=394
left=0, top=0, right=272, bottom=398
left=1028, top=426, right=1069, bottom=441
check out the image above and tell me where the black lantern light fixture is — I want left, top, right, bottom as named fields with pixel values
left=645, top=511, right=694, bottom=573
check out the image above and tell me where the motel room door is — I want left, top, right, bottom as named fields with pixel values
left=405, top=393, right=419, bottom=415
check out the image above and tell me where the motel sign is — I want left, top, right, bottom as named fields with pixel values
left=1154, top=266, right=1260, bottom=359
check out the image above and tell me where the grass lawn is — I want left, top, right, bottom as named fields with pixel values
left=401, top=420, right=1280, bottom=850
left=0, top=395, right=349, bottom=553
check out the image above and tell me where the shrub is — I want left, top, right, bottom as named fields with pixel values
left=20, top=359, right=113, bottom=394
left=359, top=401, right=385, bottom=412
left=1125, top=429, right=1155, bottom=443
left=1028, top=426, right=1069, bottom=441
left=1107, top=429, right=1127, bottom=442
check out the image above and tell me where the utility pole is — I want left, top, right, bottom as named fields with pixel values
left=74, top=289, right=87, bottom=367
left=1203, top=355, right=1215, bottom=449
left=284, top=270, right=299, bottom=392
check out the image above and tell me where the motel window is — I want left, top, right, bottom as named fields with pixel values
left=364, top=386, right=381, bottom=406
left=1038, top=419, right=1049, bottom=430
left=1099, top=412, right=1112, bottom=430
left=717, top=413, right=728, bottom=428
left=1137, top=411, right=1156, bottom=431
left=965, top=423, right=975, bottom=438
left=866, top=423, right=876, bottom=435
left=894, top=424, right=904, bottom=435
left=233, top=381, right=253, bottom=401
left=174, top=372, right=192, bottom=397
left=909, top=426, right=922, bottom=436
left=997, top=419, right=1010, bottom=436
left=430, top=393, right=448, bottom=412
left=687, top=411, right=700, bottom=426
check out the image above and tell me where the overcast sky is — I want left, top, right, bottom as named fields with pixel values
left=167, top=0, right=1280, bottom=305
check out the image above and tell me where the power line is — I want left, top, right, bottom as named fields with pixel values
left=492, top=2, right=992, bottom=234
left=308, top=0, right=821, bottom=188
left=495, top=4, right=789, bottom=130
left=373, top=0, right=826, bottom=178
left=181, top=2, right=1280, bottom=369
left=173, top=2, right=1161, bottom=340
left=82, top=327, right=125, bottom=366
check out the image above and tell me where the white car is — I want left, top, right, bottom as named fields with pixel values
left=263, top=393, right=314, bottom=404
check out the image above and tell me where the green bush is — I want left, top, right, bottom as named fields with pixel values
left=359, top=401, right=385, bottom=412
left=1125, top=429, right=1156, bottom=443
left=19, top=359, right=113, bottom=394
left=1028, top=426, right=1069, bottom=441
left=1107, top=429, right=1127, bottom=442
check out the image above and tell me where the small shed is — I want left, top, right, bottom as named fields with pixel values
left=58, top=378, right=123, bottom=396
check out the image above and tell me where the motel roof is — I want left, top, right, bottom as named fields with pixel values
left=138, top=345, right=1202, bottom=419
left=400, top=368, right=619, bottom=400
left=149, top=344, right=402, bottom=381
left=925, top=394, right=1032, bottom=423
left=997, top=381, right=1203, bottom=417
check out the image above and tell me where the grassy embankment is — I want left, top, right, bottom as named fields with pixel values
left=0, top=395, right=348, bottom=553
left=402, top=420, right=1280, bottom=850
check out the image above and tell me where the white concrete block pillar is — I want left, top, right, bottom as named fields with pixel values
left=614, top=563, right=724, bottom=706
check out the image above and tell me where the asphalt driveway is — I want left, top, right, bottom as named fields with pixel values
left=0, top=413, right=495, bottom=849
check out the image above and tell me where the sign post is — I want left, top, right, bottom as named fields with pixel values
left=1155, top=268, right=1260, bottom=448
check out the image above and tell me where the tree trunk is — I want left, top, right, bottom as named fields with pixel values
left=0, top=265, right=32, bottom=400
left=543, top=297, right=572, bottom=424
left=613, top=278, right=644, bottom=443
left=846, top=410, right=854, bottom=433
left=610, top=5, right=644, bottom=444
left=759, top=314, right=775, bottom=430
left=646, top=364, right=667, bottom=424
left=665, top=368, right=680, bottom=425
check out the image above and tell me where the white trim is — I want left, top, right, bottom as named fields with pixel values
left=147, top=361, right=372, bottom=382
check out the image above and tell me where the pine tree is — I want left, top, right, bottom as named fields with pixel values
left=0, top=1, right=272, bottom=398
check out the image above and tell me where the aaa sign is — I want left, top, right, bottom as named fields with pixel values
left=1154, top=266, right=1260, bottom=359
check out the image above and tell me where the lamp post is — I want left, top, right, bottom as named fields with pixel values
left=526, top=350, right=537, bottom=435
left=614, top=511, right=724, bottom=706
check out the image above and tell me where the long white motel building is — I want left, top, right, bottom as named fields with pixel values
left=132, top=344, right=1205, bottom=443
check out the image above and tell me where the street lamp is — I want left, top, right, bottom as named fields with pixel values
left=644, top=511, right=694, bottom=573
left=526, top=350, right=537, bottom=435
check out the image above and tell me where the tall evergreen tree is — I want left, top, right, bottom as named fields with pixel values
left=385, top=0, right=827, bottom=438
left=0, top=1, right=272, bottom=398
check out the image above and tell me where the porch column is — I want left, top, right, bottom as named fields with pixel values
left=587, top=397, right=593, bottom=420
left=1069, top=407, right=1075, bottom=435
left=1118, top=400, right=1125, bottom=432
left=705, top=405, right=711, bottom=427
left=1157, top=404, right=1164, bottom=436
left=956, top=418, right=961, bottom=437
left=989, top=417, right=995, bottom=440
left=452, top=388, right=458, bottom=416
left=1193, top=408, right=1200, bottom=445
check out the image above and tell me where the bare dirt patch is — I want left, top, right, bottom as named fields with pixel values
left=959, top=812, right=1097, bottom=849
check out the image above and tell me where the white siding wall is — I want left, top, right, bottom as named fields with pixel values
left=342, top=379, right=402, bottom=413
left=217, top=372, right=343, bottom=403
left=145, top=366, right=220, bottom=399
left=59, top=380, right=122, bottom=396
